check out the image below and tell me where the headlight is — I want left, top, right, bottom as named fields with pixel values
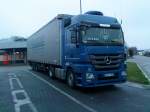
left=121, top=71, right=127, bottom=76
left=86, top=73, right=94, bottom=80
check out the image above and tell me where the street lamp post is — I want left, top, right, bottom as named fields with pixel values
left=80, top=0, right=82, bottom=14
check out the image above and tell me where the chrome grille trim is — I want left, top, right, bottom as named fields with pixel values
left=90, top=54, right=123, bottom=71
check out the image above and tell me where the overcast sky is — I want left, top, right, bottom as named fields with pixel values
left=0, top=0, right=149, bottom=49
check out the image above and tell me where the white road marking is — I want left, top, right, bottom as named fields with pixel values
left=8, top=75, right=23, bottom=90
left=12, top=90, right=38, bottom=112
left=8, top=72, right=38, bottom=112
left=25, top=70, right=98, bottom=112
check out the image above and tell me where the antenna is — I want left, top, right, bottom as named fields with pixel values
left=120, top=0, right=123, bottom=25
left=80, top=0, right=82, bottom=14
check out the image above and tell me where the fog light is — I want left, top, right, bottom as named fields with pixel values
left=121, top=71, right=127, bottom=76
left=86, top=73, right=94, bottom=80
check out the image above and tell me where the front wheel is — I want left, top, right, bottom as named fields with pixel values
left=67, top=71, right=75, bottom=88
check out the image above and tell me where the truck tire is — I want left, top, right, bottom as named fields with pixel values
left=31, top=66, right=34, bottom=70
left=49, top=68, right=55, bottom=79
left=67, top=71, right=75, bottom=88
left=35, top=65, right=38, bottom=71
left=32, top=65, right=35, bottom=71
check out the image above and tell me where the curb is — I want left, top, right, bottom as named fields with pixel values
left=136, top=64, right=150, bottom=82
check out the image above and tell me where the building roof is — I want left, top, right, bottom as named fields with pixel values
left=0, top=37, right=27, bottom=49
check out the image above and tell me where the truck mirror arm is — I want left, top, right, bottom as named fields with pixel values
left=76, top=29, right=80, bottom=48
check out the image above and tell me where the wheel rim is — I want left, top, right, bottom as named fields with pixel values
left=68, top=73, right=74, bottom=87
left=49, top=70, right=53, bottom=77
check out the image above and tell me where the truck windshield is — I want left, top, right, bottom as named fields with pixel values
left=81, top=27, right=124, bottom=46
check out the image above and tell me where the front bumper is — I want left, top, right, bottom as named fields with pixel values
left=72, top=64, right=127, bottom=87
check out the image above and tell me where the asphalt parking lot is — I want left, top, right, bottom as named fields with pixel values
left=0, top=65, right=150, bottom=112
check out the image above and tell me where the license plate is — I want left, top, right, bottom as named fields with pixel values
left=104, top=73, right=114, bottom=77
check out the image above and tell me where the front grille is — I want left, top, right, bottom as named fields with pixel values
left=90, top=54, right=123, bottom=71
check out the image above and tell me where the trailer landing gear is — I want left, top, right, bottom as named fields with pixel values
left=49, top=67, right=55, bottom=79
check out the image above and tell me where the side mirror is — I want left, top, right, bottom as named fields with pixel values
left=70, top=28, right=80, bottom=48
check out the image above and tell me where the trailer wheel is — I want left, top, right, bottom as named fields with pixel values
left=31, top=66, right=34, bottom=70
left=32, top=65, right=35, bottom=71
left=67, top=71, right=75, bottom=88
left=35, top=65, right=38, bottom=71
left=49, top=68, right=55, bottom=79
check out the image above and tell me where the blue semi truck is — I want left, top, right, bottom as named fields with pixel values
left=27, top=11, right=127, bottom=88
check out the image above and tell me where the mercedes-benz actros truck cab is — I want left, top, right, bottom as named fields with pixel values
left=28, top=11, right=127, bottom=88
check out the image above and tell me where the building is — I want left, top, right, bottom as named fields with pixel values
left=138, top=50, right=145, bottom=56
left=143, top=49, right=150, bottom=57
left=0, top=37, right=27, bottom=65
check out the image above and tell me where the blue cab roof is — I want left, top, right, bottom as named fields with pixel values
left=71, top=14, right=119, bottom=25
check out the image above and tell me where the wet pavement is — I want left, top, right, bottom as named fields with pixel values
left=0, top=65, right=150, bottom=112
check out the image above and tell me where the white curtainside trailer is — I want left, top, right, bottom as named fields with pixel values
left=27, top=17, right=63, bottom=66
